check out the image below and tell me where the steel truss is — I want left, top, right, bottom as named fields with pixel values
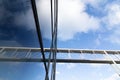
left=0, top=47, right=120, bottom=64
left=0, top=47, right=120, bottom=77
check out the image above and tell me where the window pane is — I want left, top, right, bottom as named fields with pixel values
left=0, top=0, right=39, bottom=47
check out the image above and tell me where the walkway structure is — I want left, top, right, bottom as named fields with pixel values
left=0, top=0, right=120, bottom=80
left=0, top=47, right=120, bottom=79
left=0, top=47, right=120, bottom=64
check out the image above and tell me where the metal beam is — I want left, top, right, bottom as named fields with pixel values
left=0, top=47, right=120, bottom=54
left=0, top=58, right=120, bottom=64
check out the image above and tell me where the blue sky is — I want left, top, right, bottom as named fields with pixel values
left=0, top=0, right=120, bottom=80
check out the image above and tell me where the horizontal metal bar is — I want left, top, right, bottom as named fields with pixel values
left=45, top=49, right=120, bottom=54
left=0, top=58, right=120, bottom=64
left=0, top=47, right=120, bottom=54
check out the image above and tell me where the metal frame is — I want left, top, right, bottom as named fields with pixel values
left=1, top=47, right=120, bottom=54
left=0, top=47, right=120, bottom=64
left=0, top=58, right=120, bottom=64
left=0, top=0, right=120, bottom=79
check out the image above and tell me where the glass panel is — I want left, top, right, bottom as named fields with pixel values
left=0, top=0, right=39, bottom=47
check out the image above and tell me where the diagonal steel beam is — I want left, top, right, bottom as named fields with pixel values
left=30, top=0, right=48, bottom=79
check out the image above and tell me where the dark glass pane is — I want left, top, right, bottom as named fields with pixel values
left=0, top=0, right=39, bottom=47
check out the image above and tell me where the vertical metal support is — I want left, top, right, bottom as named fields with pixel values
left=50, top=0, right=58, bottom=80
left=80, top=50, right=84, bottom=59
left=45, top=0, right=54, bottom=79
left=54, top=0, right=58, bottom=80
left=93, top=50, right=97, bottom=59
left=68, top=49, right=71, bottom=59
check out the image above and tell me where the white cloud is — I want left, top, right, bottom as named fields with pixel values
left=58, top=0, right=100, bottom=41
left=36, top=0, right=51, bottom=39
left=14, top=10, right=35, bottom=30
left=104, top=3, right=120, bottom=29
left=102, top=74, right=120, bottom=80
left=67, top=63, right=77, bottom=69
left=103, top=3, right=120, bottom=44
